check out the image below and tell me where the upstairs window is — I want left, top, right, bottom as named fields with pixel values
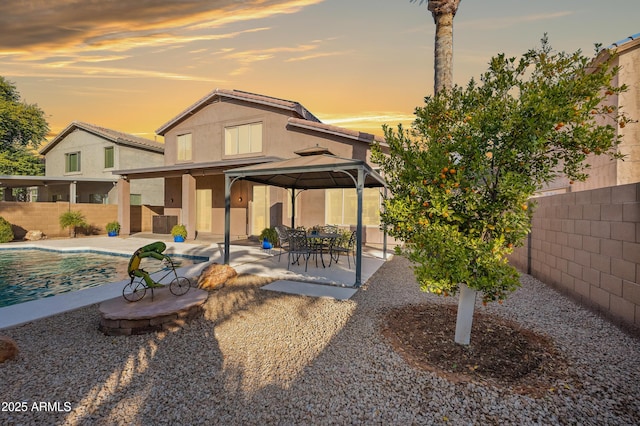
left=177, top=133, right=192, bottom=161
left=104, top=146, right=114, bottom=169
left=225, top=122, right=262, bottom=155
left=65, top=152, right=81, bottom=173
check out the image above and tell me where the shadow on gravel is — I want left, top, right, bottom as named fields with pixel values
left=2, top=256, right=639, bottom=424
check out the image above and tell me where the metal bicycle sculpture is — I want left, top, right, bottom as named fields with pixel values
left=123, top=241, right=191, bottom=302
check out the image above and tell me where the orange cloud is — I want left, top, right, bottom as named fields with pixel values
left=0, top=0, right=323, bottom=55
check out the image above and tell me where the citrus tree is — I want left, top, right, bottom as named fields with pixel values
left=372, top=37, right=632, bottom=344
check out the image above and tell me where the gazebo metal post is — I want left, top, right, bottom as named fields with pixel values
left=290, top=188, right=295, bottom=229
left=224, top=175, right=231, bottom=264
left=383, top=186, right=388, bottom=260
left=355, top=168, right=364, bottom=287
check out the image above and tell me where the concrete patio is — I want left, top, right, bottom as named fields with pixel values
left=0, top=235, right=390, bottom=330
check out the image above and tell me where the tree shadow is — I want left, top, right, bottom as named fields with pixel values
left=2, top=255, right=638, bottom=424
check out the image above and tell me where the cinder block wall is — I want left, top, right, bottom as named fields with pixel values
left=0, top=202, right=164, bottom=238
left=511, top=183, right=640, bottom=328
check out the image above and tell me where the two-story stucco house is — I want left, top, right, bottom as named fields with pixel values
left=541, top=33, right=640, bottom=195
left=575, top=33, right=640, bottom=191
left=114, top=89, right=388, bottom=242
left=39, top=121, right=165, bottom=205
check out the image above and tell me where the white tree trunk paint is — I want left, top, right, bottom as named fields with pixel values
left=454, top=283, right=477, bottom=345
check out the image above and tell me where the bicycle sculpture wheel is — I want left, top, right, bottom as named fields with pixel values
left=123, top=278, right=147, bottom=302
left=169, top=277, right=191, bottom=296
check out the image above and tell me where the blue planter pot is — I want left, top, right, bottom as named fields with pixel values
left=108, top=231, right=118, bottom=237
left=174, top=235, right=185, bottom=242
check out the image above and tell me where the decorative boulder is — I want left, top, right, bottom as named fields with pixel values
left=197, top=263, right=237, bottom=290
left=0, top=336, right=18, bottom=363
left=25, top=230, right=45, bottom=241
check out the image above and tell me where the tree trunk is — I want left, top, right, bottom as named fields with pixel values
left=454, top=283, right=477, bottom=345
left=432, top=11, right=454, bottom=94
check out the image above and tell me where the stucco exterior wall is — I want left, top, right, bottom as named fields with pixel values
left=572, top=41, right=640, bottom=192
left=162, top=99, right=373, bottom=166
left=44, top=129, right=165, bottom=205
left=616, top=44, right=640, bottom=185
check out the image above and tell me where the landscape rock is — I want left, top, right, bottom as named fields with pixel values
left=24, top=230, right=45, bottom=241
left=0, top=335, right=18, bottom=362
left=197, top=263, right=237, bottom=290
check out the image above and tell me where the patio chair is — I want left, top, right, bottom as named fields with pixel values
left=322, top=225, right=339, bottom=234
left=330, top=230, right=356, bottom=269
left=287, top=229, right=312, bottom=271
left=274, top=225, right=291, bottom=261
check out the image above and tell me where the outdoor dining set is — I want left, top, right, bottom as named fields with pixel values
left=273, top=225, right=356, bottom=272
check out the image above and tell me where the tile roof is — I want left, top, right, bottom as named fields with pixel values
left=591, top=32, right=640, bottom=70
left=606, top=32, right=640, bottom=51
left=156, top=88, right=321, bottom=135
left=287, top=117, right=387, bottom=146
left=40, top=121, right=164, bottom=155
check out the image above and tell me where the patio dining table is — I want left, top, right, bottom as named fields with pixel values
left=306, top=232, right=340, bottom=268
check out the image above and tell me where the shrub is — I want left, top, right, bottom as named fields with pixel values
left=0, top=216, right=14, bottom=243
left=59, top=211, right=87, bottom=238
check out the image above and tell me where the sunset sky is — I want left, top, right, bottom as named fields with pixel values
left=1, top=0, right=639, bottom=143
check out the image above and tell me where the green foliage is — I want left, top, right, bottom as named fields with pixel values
left=171, top=224, right=187, bottom=238
left=259, top=227, right=277, bottom=245
left=105, top=221, right=121, bottom=233
left=0, top=76, right=49, bottom=150
left=59, top=211, right=87, bottom=237
left=0, top=216, right=14, bottom=243
left=0, top=147, right=44, bottom=175
left=373, top=36, right=632, bottom=303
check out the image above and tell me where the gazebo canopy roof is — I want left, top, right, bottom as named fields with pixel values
left=224, top=154, right=386, bottom=190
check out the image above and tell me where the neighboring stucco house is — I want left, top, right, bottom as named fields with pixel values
left=542, top=33, right=640, bottom=195
left=39, top=121, right=165, bottom=205
left=114, top=89, right=388, bottom=241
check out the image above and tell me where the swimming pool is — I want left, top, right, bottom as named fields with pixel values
left=0, top=249, right=206, bottom=308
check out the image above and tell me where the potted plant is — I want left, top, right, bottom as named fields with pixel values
left=259, top=227, right=277, bottom=250
left=259, top=227, right=277, bottom=245
left=106, top=221, right=120, bottom=237
left=59, top=210, right=87, bottom=238
left=171, top=224, right=187, bottom=242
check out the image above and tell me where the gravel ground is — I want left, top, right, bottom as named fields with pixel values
left=1, top=255, right=639, bottom=425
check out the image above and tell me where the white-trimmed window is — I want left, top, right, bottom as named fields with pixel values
left=325, top=188, right=381, bottom=226
left=130, top=194, right=142, bottom=206
left=225, top=122, right=262, bottom=155
left=65, top=152, right=81, bottom=173
left=177, top=133, right=192, bottom=161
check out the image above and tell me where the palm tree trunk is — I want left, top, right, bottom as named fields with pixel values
left=432, top=11, right=454, bottom=93
left=428, top=0, right=460, bottom=94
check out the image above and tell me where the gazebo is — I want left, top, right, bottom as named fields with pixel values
left=224, top=154, right=387, bottom=287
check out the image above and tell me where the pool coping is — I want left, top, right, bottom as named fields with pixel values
left=0, top=263, right=210, bottom=330
left=0, top=237, right=216, bottom=330
left=0, top=236, right=389, bottom=330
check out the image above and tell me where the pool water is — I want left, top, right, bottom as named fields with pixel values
left=0, top=249, right=205, bottom=308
